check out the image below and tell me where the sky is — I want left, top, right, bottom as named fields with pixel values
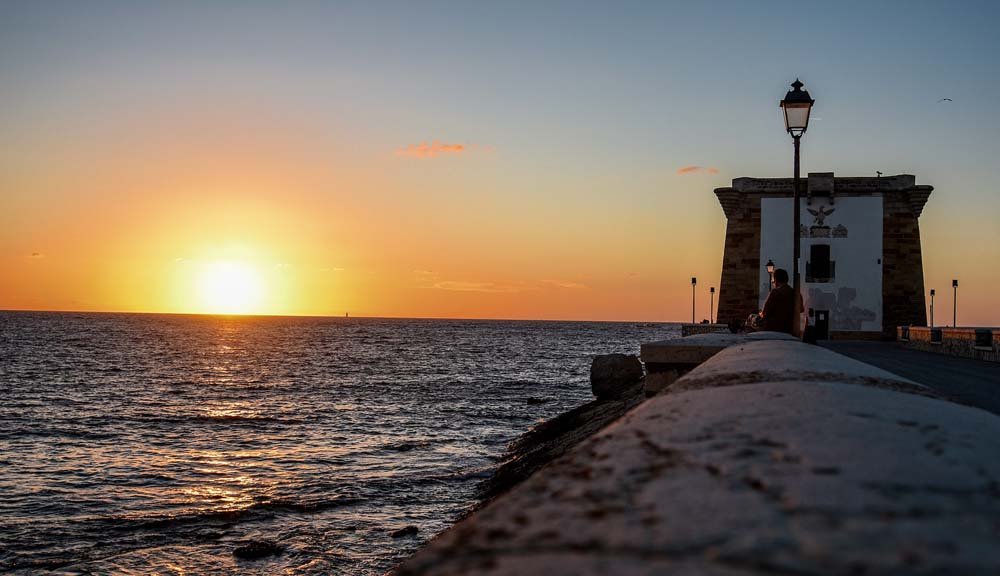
left=2, top=0, right=998, bottom=323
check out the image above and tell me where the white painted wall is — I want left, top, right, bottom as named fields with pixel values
left=759, top=196, right=883, bottom=332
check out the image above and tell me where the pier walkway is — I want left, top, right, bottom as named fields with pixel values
left=823, top=340, right=1000, bottom=416
left=397, top=337, right=1000, bottom=575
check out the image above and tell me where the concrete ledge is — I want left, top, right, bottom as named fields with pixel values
left=396, top=340, right=1000, bottom=575
left=672, top=339, right=930, bottom=397
left=641, top=332, right=797, bottom=395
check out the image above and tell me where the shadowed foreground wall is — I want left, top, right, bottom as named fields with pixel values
left=396, top=339, right=1000, bottom=575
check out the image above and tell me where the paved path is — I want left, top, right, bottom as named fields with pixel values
left=823, top=340, right=1000, bottom=415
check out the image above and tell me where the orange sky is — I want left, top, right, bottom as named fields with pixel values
left=2, top=3, right=998, bottom=325
left=0, top=102, right=728, bottom=321
left=1, top=96, right=997, bottom=324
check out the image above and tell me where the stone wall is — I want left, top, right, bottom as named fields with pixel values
left=715, top=189, right=761, bottom=325
left=679, top=323, right=730, bottom=337
left=882, top=190, right=929, bottom=337
left=900, top=326, right=1000, bottom=363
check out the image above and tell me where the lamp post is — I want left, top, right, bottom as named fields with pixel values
left=780, top=79, right=815, bottom=338
left=929, top=289, right=935, bottom=328
left=766, top=259, right=775, bottom=288
left=691, top=277, right=697, bottom=323
left=710, top=286, right=715, bottom=324
left=952, top=279, right=958, bottom=327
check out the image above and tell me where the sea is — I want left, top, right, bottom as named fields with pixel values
left=0, top=311, right=680, bottom=574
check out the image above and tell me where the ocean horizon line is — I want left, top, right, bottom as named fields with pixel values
left=0, top=308, right=688, bottom=325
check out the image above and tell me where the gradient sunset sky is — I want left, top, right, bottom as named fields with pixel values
left=2, top=1, right=998, bottom=323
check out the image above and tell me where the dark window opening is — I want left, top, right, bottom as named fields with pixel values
left=930, top=328, right=942, bottom=344
left=806, top=244, right=835, bottom=283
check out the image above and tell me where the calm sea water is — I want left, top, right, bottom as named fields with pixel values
left=0, top=312, right=679, bottom=574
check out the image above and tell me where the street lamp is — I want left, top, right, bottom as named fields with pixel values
left=780, top=79, right=815, bottom=338
left=929, top=288, right=935, bottom=328
left=952, top=279, right=958, bottom=327
left=710, top=286, right=716, bottom=324
left=766, top=259, right=775, bottom=287
left=691, top=277, right=697, bottom=323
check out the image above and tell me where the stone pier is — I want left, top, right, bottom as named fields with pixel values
left=396, top=338, right=1000, bottom=575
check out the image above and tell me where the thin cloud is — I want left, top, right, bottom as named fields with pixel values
left=28, top=252, right=45, bottom=258
left=396, top=141, right=467, bottom=158
left=432, top=280, right=522, bottom=293
left=543, top=279, right=588, bottom=289
left=676, top=165, right=719, bottom=175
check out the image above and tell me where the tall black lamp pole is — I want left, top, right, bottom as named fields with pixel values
left=952, top=279, right=958, bottom=327
left=710, top=286, right=715, bottom=324
left=691, top=277, right=697, bottom=323
left=929, top=288, right=935, bottom=328
left=780, top=79, right=815, bottom=338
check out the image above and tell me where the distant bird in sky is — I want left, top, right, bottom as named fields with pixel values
left=937, top=98, right=953, bottom=103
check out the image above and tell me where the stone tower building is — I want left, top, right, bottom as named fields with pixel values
left=715, top=173, right=932, bottom=339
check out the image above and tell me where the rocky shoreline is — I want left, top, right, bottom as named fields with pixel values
left=475, top=354, right=646, bottom=505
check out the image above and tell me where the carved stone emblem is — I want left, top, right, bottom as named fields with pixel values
left=810, top=226, right=831, bottom=238
left=807, top=204, right=835, bottom=226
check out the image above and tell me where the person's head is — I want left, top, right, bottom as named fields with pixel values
left=773, top=268, right=789, bottom=286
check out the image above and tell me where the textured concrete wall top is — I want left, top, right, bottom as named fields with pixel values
left=396, top=341, right=1000, bottom=575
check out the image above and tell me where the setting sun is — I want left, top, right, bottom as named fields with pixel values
left=196, top=261, right=264, bottom=314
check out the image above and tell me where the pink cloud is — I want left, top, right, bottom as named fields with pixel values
left=396, top=141, right=468, bottom=158
left=676, top=165, right=719, bottom=175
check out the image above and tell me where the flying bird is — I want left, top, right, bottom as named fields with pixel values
left=937, top=98, right=953, bottom=103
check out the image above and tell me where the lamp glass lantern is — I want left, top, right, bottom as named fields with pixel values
left=766, top=259, right=775, bottom=276
left=780, top=79, right=815, bottom=137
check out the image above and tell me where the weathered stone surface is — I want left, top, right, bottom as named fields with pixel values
left=396, top=341, right=1000, bottom=575
left=642, top=370, right=680, bottom=397
left=715, top=188, right=761, bottom=327
left=590, top=354, right=643, bottom=400
left=882, top=190, right=928, bottom=336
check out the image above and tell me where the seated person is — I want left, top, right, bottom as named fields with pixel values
left=760, top=268, right=798, bottom=334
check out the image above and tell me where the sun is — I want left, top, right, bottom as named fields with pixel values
left=196, top=261, right=264, bottom=314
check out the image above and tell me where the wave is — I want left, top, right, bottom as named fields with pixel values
left=382, top=439, right=440, bottom=452
left=98, top=495, right=362, bottom=532
left=130, top=413, right=303, bottom=426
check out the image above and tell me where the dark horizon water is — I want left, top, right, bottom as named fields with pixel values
left=0, top=311, right=679, bottom=574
